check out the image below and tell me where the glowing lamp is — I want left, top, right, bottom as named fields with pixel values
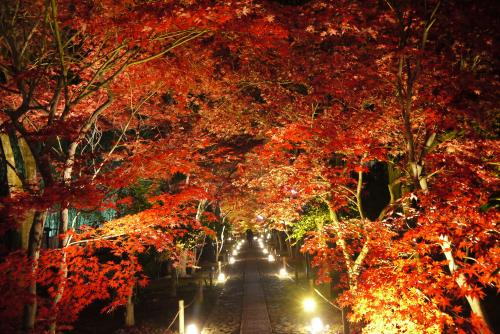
left=232, top=250, right=238, bottom=256
left=279, top=267, right=288, bottom=278
left=310, top=317, right=324, bottom=334
left=186, top=324, right=199, bottom=334
left=229, top=256, right=236, bottom=264
left=217, top=272, right=226, bottom=283
left=303, top=298, right=316, bottom=312
left=268, top=254, right=275, bottom=262
left=263, top=249, right=269, bottom=254
left=253, top=236, right=257, bottom=240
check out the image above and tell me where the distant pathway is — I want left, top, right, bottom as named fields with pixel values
left=239, top=249, right=272, bottom=334
left=202, top=241, right=342, bottom=334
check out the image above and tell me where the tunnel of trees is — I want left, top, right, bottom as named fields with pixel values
left=0, top=0, right=498, bottom=333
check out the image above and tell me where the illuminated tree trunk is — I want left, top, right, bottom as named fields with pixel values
left=23, top=211, right=48, bottom=333
left=124, top=291, right=135, bottom=327
left=0, top=134, right=36, bottom=249
left=18, top=138, right=37, bottom=247
left=178, top=250, right=188, bottom=277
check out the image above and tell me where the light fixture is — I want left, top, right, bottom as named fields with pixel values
left=253, top=236, right=257, bottom=240
left=279, top=267, right=288, bottom=278
left=268, top=254, right=275, bottom=262
left=217, top=272, right=226, bottom=283
left=229, top=256, right=236, bottom=264
left=303, top=298, right=316, bottom=312
left=232, top=249, right=238, bottom=256
left=186, top=323, right=199, bottom=334
left=310, top=317, right=324, bottom=334
left=263, top=249, right=269, bottom=254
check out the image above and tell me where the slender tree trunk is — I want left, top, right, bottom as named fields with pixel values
left=440, top=236, right=490, bottom=331
left=47, top=140, right=76, bottom=334
left=277, top=232, right=283, bottom=253
left=23, top=210, right=48, bottom=333
left=18, top=137, right=37, bottom=248
left=124, top=293, right=135, bottom=327
left=48, top=249, right=68, bottom=334
left=0, top=134, right=36, bottom=250
left=178, top=250, right=188, bottom=277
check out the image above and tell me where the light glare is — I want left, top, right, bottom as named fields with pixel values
left=268, top=254, right=275, bottom=262
left=186, top=324, right=199, bottom=334
left=310, top=317, right=324, bottom=334
left=229, top=256, right=236, bottom=264
left=217, top=272, right=226, bottom=283
left=279, top=267, right=288, bottom=278
left=303, top=298, right=316, bottom=312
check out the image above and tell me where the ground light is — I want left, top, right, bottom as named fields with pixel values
left=268, top=254, right=275, bottom=262
left=229, top=256, right=236, bottom=264
left=279, top=267, right=288, bottom=278
left=303, top=298, right=316, bottom=312
left=186, top=323, right=199, bottom=334
left=217, top=272, right=226, bottom=283
left=310, top=317, right=324, bottom=334
left=263, top=248, right=269, bottom=254
left=232, top=249, right=238, bottom=256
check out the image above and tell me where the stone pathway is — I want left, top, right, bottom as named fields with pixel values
left=240, top=254, right=272, bottom=334
left=202, top=241, right=342, bottom=334
left=201, top=257, right=244, bottom=334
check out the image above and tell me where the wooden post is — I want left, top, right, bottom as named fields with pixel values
left=179, top=300, right=185, bottom=334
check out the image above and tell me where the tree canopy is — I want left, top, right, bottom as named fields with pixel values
left=0, top=0, right=498, bottom=333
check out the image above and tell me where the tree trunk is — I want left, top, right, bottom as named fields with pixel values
left=18, top=137, right=37, bottom=248
left=48, top=249, right=68, bottom=334
left=124, top=293, right=135, bottom=327
left=178, top=250, right=188, bottom=277
left=23, top=210, right=48, bottom=333
left=277, top=232, right=283, bottom=253
left=0, top=134, right=36, bottom=250
left=440, top=236, right=491, bottom=331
